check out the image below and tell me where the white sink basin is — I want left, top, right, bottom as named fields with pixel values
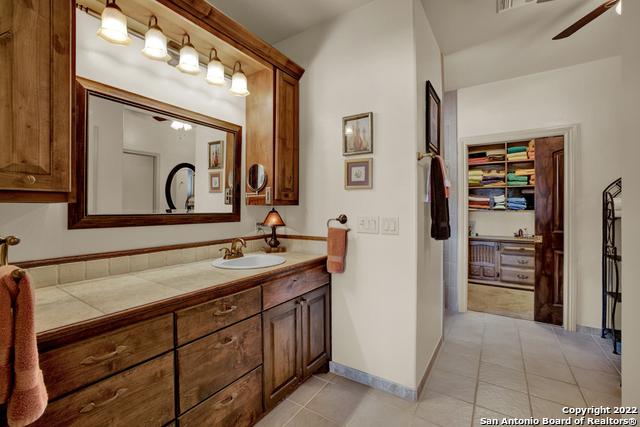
left=212, top=253, right=286, bottom=270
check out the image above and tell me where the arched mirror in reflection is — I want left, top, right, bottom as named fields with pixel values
left=247, top=164, right=267, bottom=192
left=165, top=163, right=195, bottom=212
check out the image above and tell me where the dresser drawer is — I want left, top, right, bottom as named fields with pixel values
left=178, top=315, right=262, bottom=413
left=500, top=243, right=534, bottom=255
left=40, top=315, right=173, bottom=399
left=501, top=253, right=534, bottom=269
left=179, top=367, right=263, bottom=427
left=33, top=353, right=174, bottom=427
left=263, top=265, right=330, bottom=310
left=501, top=267, right=535, bottom=285
left=176, top=287, right=261, bottom=345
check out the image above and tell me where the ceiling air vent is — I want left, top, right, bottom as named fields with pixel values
left=497, top=0, right=537, bottom=13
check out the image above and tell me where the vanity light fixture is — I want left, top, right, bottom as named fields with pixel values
left=141, top=16, right=169, bottom=61
left=206, top=48, right=226, bottom=86
left=96, top=0, right=131, bottom=45
left=616, top=0, right=622, bottom=15
left=170, top=120, right=193, bottom=131
left=176, top=34, right=200, bottom=75
left=229, top=62, right=250, bottom=97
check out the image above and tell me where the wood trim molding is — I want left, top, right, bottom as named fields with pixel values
left=16, top=235, right=325, bottom=268
left=156, top=0, right=304, bottom=80
left=68, top=78, right=243, bottom=229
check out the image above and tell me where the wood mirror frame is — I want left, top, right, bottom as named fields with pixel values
left=68, top=77, right=242, bottom=229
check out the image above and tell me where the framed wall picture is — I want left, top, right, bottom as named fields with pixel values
left=208, top=141, right=224, bottom=169
left=209, top=171, right=222, bottom=193
left=426, top=81, right=441, bottom=155
left=344, top=158, right=372, bottom=190
left=343, top=112, right=373, bottom=156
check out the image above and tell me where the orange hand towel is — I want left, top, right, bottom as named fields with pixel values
left=0, top=266, right=48, bottom=427
left=327, top=228, right=348, bottom=273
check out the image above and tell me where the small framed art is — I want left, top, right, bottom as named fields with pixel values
left=343, top=112, right=373, bottom=156
left=208, top=141, right=224, bottom=169
left=344, top=158, right=372, bottom=190
left=209, top=171, right=222, bottom=193
left=426, top=81, right=441, bottom=155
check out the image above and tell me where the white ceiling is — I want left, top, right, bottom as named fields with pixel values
left=421, top=0, right=622, bottom=89
left=206, top=0, right=374, bottom=44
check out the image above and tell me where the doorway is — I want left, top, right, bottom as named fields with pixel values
left=457, top=126, right=577, bottom=329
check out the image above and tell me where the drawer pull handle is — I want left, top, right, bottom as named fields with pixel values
left=517, top=260, right=529, bottom=265
left=517, top=274, right=529, bottom=280
left=23, top=175, right=37, bottom=185
left=213, top=336, right=237, bottom=349
left=214, top=393, right=238, bottom=409
left=80, top=345, right=129, bottom=366
left=79, top=388, right=128, bottom=413
left=213, top=305, right=237, bottom=316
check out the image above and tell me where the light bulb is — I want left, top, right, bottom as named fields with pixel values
left=615, top=0, right=622, bottom=15
left=96, top=1, right=131, bottom=45
left=142, top=16, right=169, bottom=61
left=206, top=48, right=226, bottom=86
left=176, top=34, right=200, bottom=75
left=171, top=121, right=184, bottom=130
left=230, top=62, right=250, bottom=97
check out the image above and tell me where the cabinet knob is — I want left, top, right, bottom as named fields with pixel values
left=23, top=175, right=37, bottom=185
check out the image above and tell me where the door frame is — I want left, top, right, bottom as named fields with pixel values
left=456, top=124, right=579, bottom=330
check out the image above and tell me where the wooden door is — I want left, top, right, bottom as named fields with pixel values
left=534, top=136, right=564, bottom=325
left=0, top=0, right=72, bottom=193
left=301, top=286, right=331, bottom=379
left=263, top=298, right=302, bottom=409
left=274, top=70, right=299, bottom=205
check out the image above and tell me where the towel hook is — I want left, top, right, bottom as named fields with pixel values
left=417, top=152, right=436, bottom=161
left=0, top=235, right=26, bottom=284
left=327, top=214, right=349, bottom=229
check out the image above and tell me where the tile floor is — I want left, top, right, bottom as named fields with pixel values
left=257, top=311, right=623, bottom=427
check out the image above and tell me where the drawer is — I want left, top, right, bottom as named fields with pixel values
left=500, top=243, right=534, bottom=255
left=501, top=253, right=534, bottom=269
left=482, top=266, right=496, bottom=279
left=263, top=265, right=330, bottom=310
left=500, top=267, right=535, bottom=285
left=33, top=353, right=174, bottom=427
left=179, top=367, right=263, bottom=427
left=469, top=264, right=482, bottom=278
left=178, top=315, right=262, bottom=413
left=40, top=315, right=173, bottom=399
left=176, top=287, right=261, bottom=345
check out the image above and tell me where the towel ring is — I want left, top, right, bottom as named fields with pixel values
left=327, top=214, right=349, bottom=230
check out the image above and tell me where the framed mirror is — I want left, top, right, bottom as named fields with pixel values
left=69, top=78, right=242, bottom=228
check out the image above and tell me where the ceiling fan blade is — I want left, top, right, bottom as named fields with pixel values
left=552, top=0, right=618, bottom=40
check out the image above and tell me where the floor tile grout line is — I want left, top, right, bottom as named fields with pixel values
left=469, top=312, right=487, bottom=427
left=516, top=319, right=535, bottom=418
left=588, top=333, right=623, bottom=376
left=552, top=326, right=588, bottom=407
left=280, top=401, right=305, bottom=427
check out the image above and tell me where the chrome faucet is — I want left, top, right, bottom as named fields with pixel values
left=220, top=238, right=247, bottom=260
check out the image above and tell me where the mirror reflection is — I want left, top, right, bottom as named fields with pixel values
left=247, top=164, right=267, bottom=192
left=86, top=94, right=235, bottom=215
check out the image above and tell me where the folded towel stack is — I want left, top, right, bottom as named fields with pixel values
left=492, top=194, right=506, bottom=210
left=507, top=172, right=529, bottom=186
left=514, top=169, right=535, bottom=176
left=507, top=146, right=528, bottom=161
left=469, top=169, right=483, bottom=186
left=469, top=168, right=506, bottom=187
left=507, top=197, right=527, bottom=210
left=486, top=148, right=506, bottom=161
left=469, top=195, right=490, bottom=210
left=468, top=151, right=487, bottom=165
left=528, top=140, right=535, bottom=160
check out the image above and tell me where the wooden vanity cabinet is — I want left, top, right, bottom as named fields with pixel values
left=263, top=285, right=331, bottom=410
left=0, top=0, right=72, bottom=201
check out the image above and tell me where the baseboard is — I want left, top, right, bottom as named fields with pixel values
left=330, top=362, right=420, bottom=401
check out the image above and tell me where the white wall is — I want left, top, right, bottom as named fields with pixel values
left=469, top=211, right=535, bottom=237
left=457, top=56, right=623, bottom=329
left=276, top=0, right=443, bottom=389
left=413, top=0, right=444, bottom=386
left=0, top=11, right=265, bottom=262
left=621, top=0, right=640, bottom=407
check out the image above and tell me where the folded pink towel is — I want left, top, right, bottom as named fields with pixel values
left=0, top=266, right=48, bottom=427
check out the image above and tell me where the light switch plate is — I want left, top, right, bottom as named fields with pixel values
left=357, top=216, right=379, bottom=234
left=381, top=216, right=399, bottom=235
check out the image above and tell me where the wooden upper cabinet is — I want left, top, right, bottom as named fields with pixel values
left=0, top=0, right=72, bottom=197
left=245, top=68, right=300, bottom=206
left=274, top=70, right=299, bottom=205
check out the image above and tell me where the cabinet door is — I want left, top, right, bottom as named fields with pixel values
left=263, top=298, right=302, bottom=409
left=274, top=70, right=299, bottom=205
left=0, top=0, right=72, bottom=193
left=301, top=286, right=331, bottom=379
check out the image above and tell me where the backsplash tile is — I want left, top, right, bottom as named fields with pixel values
left=165, top=250, right=182, bottom=266
left=148, top=252, right=167, bottom=269
left=129, top=254, right=150, bottom=272
left=109, top=256, right=131, bottom=275
left=85, top=259, right=109, bottom=280
left=59, top=262, right=86, bottom=284
left=181, top=248, right=197, bottom=264
left=195, top=246, right=210, bottom=261
left=28, top=265, right=59, bottom=289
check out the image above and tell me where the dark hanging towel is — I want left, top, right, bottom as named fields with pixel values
left=430, top=157, right=451, bottom=240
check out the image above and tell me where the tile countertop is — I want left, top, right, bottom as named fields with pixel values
left=34, top=252, right=326, bottom=335
left=469, top=235, right=534, bottom=244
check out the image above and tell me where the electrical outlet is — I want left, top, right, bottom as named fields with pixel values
left=357, top=216, right=379, bottom=234
left=381, top=217, right=399, bottom=235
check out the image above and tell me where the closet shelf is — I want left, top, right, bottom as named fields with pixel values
left=468, top=160, right=506, bottom=167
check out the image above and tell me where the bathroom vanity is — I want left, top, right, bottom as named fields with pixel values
left=30, top=254, right=330, bottom=426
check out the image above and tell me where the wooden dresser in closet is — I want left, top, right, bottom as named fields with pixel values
left=469, top=237, right=534, bottom=289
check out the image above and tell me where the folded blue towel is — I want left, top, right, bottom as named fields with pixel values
left=507, top=197, right=526, bottom=203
